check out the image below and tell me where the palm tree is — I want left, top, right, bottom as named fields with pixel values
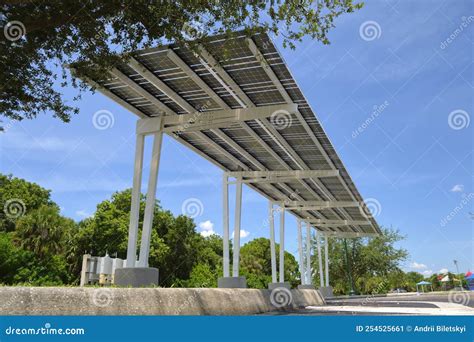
left=15, top=205, right=72, bottom=258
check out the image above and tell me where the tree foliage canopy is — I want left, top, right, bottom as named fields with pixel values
left=0, top=0, right=363, bottom=126
left=0, top=174, right=54, bottom=232
left=310, top=229, right=412, bottom=295
left=240, top=237, right=300, bottom=288
left=0, top=173, right=446, bottom=293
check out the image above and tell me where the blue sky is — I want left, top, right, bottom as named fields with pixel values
left=1, top=0, right=472, bottom=277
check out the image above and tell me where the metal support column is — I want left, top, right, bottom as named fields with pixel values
left=269, top=201, right=277, bottom=283
left=138, top=131, right=163, bottom=267
left=232, top=178, right=243, bottom=277
left=305, top=221, right=312, bottom=285
left=279, top=206, right=285, bottom=283
left=222, top=174, right=230, bottom=277
left=297, top=219, right=305, bottom=285
left=126, top=133, right=145, bottom=267
left=325, top=235, right=329, bottom=287
left=316, top=230, right=324, bottom=287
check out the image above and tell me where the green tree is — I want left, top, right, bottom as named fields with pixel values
left=404, top=271, right=424, bottom=292
left=192, top=234, right=224, bottom=274
left=1, top=1, right=363, bottom=126
left=0, top=175, right=76, bottom=285
left=429, top=274, right=442, bottom=291
left=74, top=189, right=217, bottom=287
left=240, top=237, right=299, bottom=288
left=185, top=263, right=218, bottom=288
left=0, top=232, right=31, bottom=284
left=312, top=228, right=408, bottom=295
left=0, top=174, right=54, bottom=232
left=15, top=205, right=75, bottom=259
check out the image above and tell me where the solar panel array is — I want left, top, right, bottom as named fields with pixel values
left=82, top=32, right=381, bottom=237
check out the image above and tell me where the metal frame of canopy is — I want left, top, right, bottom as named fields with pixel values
left=74, top=31, right=382, bottom=288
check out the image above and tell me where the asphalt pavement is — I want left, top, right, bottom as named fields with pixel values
left=265, top=291, right=474, bottom=315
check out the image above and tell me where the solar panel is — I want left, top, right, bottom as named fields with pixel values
left=77, top=31, right=381, bottom=238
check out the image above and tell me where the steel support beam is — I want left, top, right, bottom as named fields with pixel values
left=126, top=54, right=252, bottom=173
left=161, top=50, right=313, bottom=212
left=232, top=178, right=243, bottom=277
left=269, top=202, right=277, bottom=283
left=166, top=49, right=229, bottom=109
left=161, top=104, right=298, bottom=133
left=325, top=235, right=329, bottom=287
left=222, top=174, right=230, bottom=277
left=194, top=45, right=331, bottom=223
left=308, top=219, right=370, bottom=226
left=297, top=219, right=305, bottom=285
left=279, top=206, right=285, bottom=283
left=138, top=131, right=163, bottom=267
left=126, top=132, right=145, bottom=267
left=128, top=56, right=196, bottom=113
left=305, top=221, right=312, bottom=285
left=283, top=201, right=359, bottom=210
left=110, top=67, right=175, bottom=116
left=225, top=170, right=339, bottom=182
left=316, top=230, right=324, bottom=287
left=74, top=72, right=148, bottom=119
left=315, top=231, right=378, bottom=238
left=246, top=37, right=369, bottom=231
left=196, top=44, right=254, bottom=107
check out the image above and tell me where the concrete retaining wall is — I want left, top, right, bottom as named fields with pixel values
left=0, top=287, right=325, bottom=315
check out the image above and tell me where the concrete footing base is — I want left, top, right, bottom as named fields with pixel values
left=318, top=286, right=334, bottom=298
left=298, top=284, right=316, bottom=290
left=114, top=267, right=159, bottom=287
left=217, top=276, right=247, bottom=288
left=268, top=282, right=291, bottom=290
left=0, top=287, right=325, bottom=315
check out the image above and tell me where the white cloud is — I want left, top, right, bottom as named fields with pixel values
left=410, top=262, right=427, bottom=270
left=422, top=270, right=433, bottom=277
left=438, top=268, right=449, bottom=274
left=198, top=220, right=217, bottom=237
left=240, top=230, right=250, bottom=238
left=75, top=210, right=92, bottom=219
left=200, top=230, right=215, bottom=237
left=231, top=229, right=250, bottom=239
left=451, top=184, right=464, bottom=192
